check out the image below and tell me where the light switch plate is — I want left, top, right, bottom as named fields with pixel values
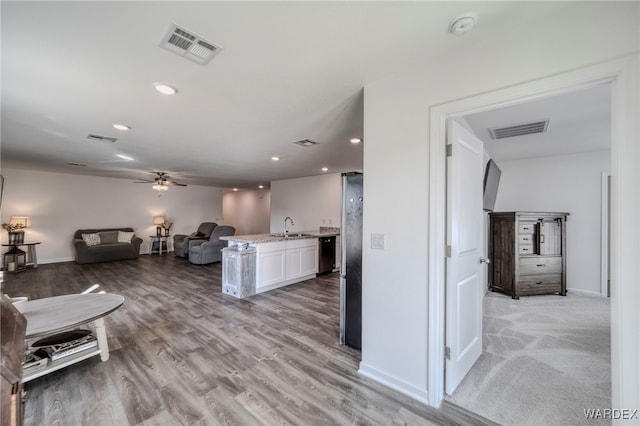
left=371, top=233, right=385, bottom=250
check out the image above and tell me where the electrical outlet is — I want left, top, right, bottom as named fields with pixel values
left=371, top=233, right=385, bottom=250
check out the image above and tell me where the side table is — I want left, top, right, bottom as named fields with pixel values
left=2, top=241, right=41, bottom=272
left=149, top=235, right=170, bottom=255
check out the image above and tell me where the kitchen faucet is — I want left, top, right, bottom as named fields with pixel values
left=284, top=216, right=294, bottom=236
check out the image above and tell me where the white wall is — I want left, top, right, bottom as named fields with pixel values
left=222, top=189, right=271, bottom=235
left=494, top=151, right=611, bottom=296
left=362, top=2, right=638, bottom=405
left=1, top=168, right=223, bottom=263
left=270, top=173, right=341, bottom=233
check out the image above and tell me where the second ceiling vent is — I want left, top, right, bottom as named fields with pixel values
left=160, top=24, right=223, bottom=66
left=489, top=119, right=550, bottom=140
left=293, top=139, right=319, bottom=147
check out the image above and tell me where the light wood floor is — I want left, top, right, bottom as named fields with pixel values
left=3, top=255, right=496, bottom=425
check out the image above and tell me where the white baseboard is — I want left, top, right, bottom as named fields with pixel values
left=567, top=287, right=604, bottom=297
left=39, top=257, right=75, bottom=264
left=358, top=362, right=429, bottom=405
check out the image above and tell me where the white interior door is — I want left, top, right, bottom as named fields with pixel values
left=445, top=120, right=484, bottom=395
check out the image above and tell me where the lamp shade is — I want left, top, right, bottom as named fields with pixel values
left=9, top=217, right=31, bottom=228
left=153, top=216, right=165, bottom=225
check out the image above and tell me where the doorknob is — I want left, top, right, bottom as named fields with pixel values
left=479, top=257, right=491, bottom=264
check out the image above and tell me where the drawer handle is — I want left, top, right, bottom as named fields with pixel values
left=536, top=281, right=543, bottom=285
left=536, top=264, right=546, bottom=267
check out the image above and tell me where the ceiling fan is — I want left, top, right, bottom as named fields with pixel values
left=133, top=172, right=187, bottom=191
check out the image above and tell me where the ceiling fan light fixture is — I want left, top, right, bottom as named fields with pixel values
left=152, top=183, right=169, bottom=191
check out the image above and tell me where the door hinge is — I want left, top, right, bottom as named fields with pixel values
left=445, top=245, right=452, bottom=258
left=444, top=346, right=451, bottom=360
left=446, top=144, right=452, bottom=157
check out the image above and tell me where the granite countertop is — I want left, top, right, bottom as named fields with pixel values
left=221, top=227, right=340, bottom=244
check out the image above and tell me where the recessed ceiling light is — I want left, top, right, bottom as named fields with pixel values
left=271, top=156, right=280, bottom=161
left=153, top=83, right=178, bottom=95
left=117, top=154, right=134, bottom=161
left=350, top=138, right=362, bottom=144
left=321, top=167, right=329, bottom=172
left=258, top=185, right=264, bottom=189
left=233, top=188, right=238, bottom=191
left=112, top=123, right=131, bottom=131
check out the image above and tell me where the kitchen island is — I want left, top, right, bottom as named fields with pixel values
left=220, top=228, right=339, bottom=298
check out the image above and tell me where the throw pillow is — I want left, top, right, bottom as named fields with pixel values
left=81, top=233, right=101, bottom=247
left=99, top=231, right=118, bottom=244
left=118, top=231, right=135, bottom=243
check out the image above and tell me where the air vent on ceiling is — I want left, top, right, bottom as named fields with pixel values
left=160, top=24, right=222, bottom=65
left=489, top=119, right=550, bottom=140
left=87, top=134, right=117, bottom=143
left=293, top=139, right=319, bottom=147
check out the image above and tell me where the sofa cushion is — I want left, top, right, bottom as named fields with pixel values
left=99, top=231, right=119, bottom=244
left=117, top=231, right=135, bottom=243
left=82, top=233, right=101, bottom=246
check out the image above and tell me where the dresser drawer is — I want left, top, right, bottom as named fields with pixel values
left=518, top=223, right=536, bottom=234
left=518, top=244, right=535, bottom=255
left=518, top=274, right=562, bottom=294
left=519, top=257, right=562, bottom=275
left=518, top=234, right=535, bottom=245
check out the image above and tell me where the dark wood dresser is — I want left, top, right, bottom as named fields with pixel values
left=1, top=295, right=26, bottom=426
left=489, top=211, right=569, bottom=299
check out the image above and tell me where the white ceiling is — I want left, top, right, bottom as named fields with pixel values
left=463, top=83, right=612, bottom=162
left=1, top=1, right=581, bottom=189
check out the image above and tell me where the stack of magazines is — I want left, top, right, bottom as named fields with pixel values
left=31, top=330, right=98, bottom=362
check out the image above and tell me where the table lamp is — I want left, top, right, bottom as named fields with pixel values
left=9, top=216, right=30, bottom=244
left=153, top=216, right=165, bottom=237
left=9, top=216, right=31, bottom=228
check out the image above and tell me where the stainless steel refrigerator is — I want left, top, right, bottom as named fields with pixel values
left=340, top=172, right=363, bottom=349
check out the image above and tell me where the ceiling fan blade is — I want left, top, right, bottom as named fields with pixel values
left=167, top=181, right=187, bottom=186
left=133, top=180, right=154, bottom=183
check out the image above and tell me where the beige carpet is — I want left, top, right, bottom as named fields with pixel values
left=446, top=291, right=611, bottom=426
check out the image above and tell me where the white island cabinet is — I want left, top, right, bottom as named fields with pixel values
left=256, top=241, right=286, bottom=288
left=284, top=238, right=318, bottom=280
left=221, top=234, right=322, bottom=296
left=256, top=238, right=318, bottom=291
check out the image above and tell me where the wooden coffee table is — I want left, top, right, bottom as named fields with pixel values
left=20, top=293, right=124, bottom=382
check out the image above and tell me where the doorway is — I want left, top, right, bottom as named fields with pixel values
left=426, top=57, right=639, bottom=410
left=444, top=83, right=614, bottom=424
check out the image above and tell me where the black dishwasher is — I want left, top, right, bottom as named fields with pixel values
left=318, top=236, right=336, bottom=275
